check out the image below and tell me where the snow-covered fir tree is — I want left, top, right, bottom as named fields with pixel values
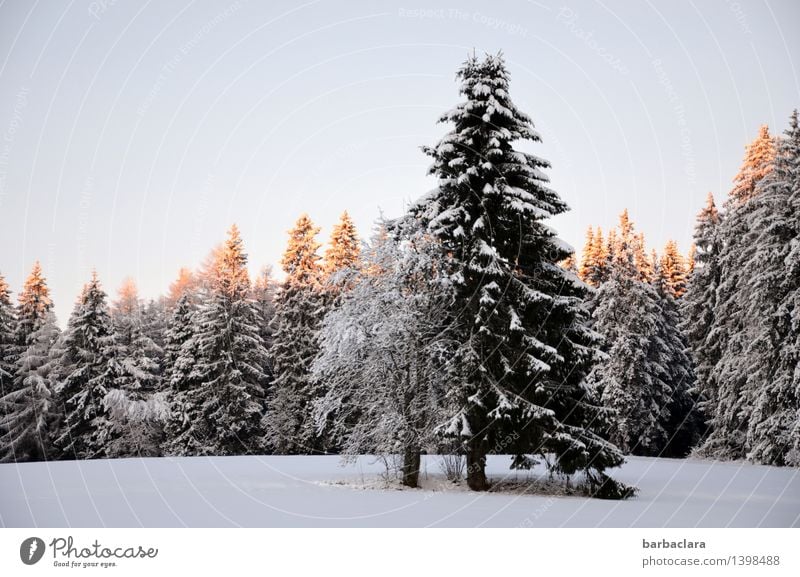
left=314, top=220, right=451, bottom=487
left=162, top=267, right=200, bottom=394
left=52, top=272, right=119, bottom=460
left=781, top=114, right=800, bottom=466
left=590, top=214, right=672, bottom=456
left=111, top=278, right=162, bottom=395
left=323, top=211, right=361, bottom=280
left=103, top=279, right=164, bottom=457
left=700, top=125, right=778, bottom=460
left=0, top=273, right=16, bottom=397
left=410, top=53, right=626, bottom=493
left=163, top=293, right=197, bottom=388
left=0, top=273, right=20, bottom=453
left=652, top=264, right=703, bottom=457
left=161, top=292, right=201, bottom=455
left=0, top=311, right=60, bottom=462
left=15, top=261, right=53, bottom=349
left=266, top=214, right=326, bottom=454
left=730, top=124, right=776, bottom=204
left=681, top=193, right=722, bottom=420
left=166, top=225, right=270, bottom=456
left=738, top=111, right=800, bottom=466
left=101, top=388, right=169, bottom=458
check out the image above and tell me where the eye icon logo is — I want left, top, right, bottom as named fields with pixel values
left=20, top=537, right=46, bottom=565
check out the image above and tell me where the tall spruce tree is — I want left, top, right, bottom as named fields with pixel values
left=52, top=272, right=119, bottom=460
left=730, top=124, right=776, bottom=204
left=1, top=311, right=60, bottom=462
left=266, top=214, right=326, bottom=454
left=780, top=113, right=800, bottom=465
left=410, top=53, right=624, bottom=492
left=15, top=261, right=52, bottom=348
left=161, top=292, right=201, bottom=455
left=681, top=193, right=722, bottom=420
left=168, top=225, right=270, bottom=456
left=701, top=125, right=778, bottom=460
left=739, top=111, right=800, bottom=465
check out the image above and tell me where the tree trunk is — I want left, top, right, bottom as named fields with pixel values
left=466, top=440, right=488, bottom=491
left=402, top=447, right=421, bottom=488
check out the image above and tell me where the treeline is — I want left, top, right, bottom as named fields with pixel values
left=575, top=115, right=800, bottom=467
left=1, top=53, right=797, bottom=496
left=575, top=210, right=703, bottom=458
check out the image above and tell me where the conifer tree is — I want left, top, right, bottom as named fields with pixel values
left=634, top=232, right=653, bottom=282
left=101, top=280, right=164, bottom=457
left=681, top=193, right=722, bottom=419
left=590, top=214, right=672, bottom=456
left=730, top=124, right=776, bottom=204
left=163, top=293, right=197, bottom=386
left=161, top=292, right=201, bottom=455
left=112, top=279, right=162, bottom=395
left=0, top=311, right=60, bottom=462
left=16, top=261, right=52, bottom=348
left=652, top=263, right=703, bottom=456
left=323, top=211, right=361, bottom=279
left=578, top=227, right=596, bottom=284
left=167, top=225, right=270, bottom=456
left=779, top=113, right=800, bottom=465
left=701, top=125, right=778, bottom=460
left=409, top=53, right=625, bottom=492
left=659, top=240, right=688, bottom=298
left=593, top=227, right=610, bottom=284
left=737, top=112, right=800, bottom=465
left=52, top=272, right=119, bottom=460
left=266, top=214, right=326, bottom=454
left=0, top=274, right=16, bottom=393
left=0, top=273, right=19, bottom=450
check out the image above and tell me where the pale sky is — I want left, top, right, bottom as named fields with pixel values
left=0, top=0, right=798, bottom=325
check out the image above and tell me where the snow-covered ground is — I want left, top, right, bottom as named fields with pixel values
left=1, top=455, right=798, bottom=527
